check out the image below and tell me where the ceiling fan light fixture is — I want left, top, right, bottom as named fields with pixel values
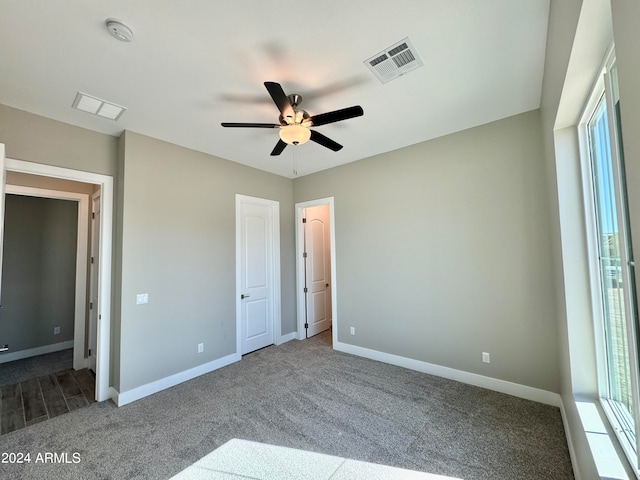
left=279, top=124, right=311, bottom=145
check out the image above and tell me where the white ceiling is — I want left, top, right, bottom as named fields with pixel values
left=0, top=1, right=550, bottom=178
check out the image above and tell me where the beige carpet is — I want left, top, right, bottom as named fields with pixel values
left=0, top=330, right=573, bottom=479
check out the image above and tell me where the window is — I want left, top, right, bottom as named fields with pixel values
left=582, top=53, right=640, bottom=473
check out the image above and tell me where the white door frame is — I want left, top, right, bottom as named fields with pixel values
left=0, top=145, right=6, bottom=356
left=295, top=197, right=337, bottom=346
left=3, top=184, right=89, bottom=371
left=0, top=155, right=113, bottom=402
left=88, top=190, right=101, bottom=372
left=235, top=194, right=282, bottom=355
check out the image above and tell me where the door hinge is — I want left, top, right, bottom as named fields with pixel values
left=303, top=252, right=307, bottom=258
left=88, top=348, right=92, bottom=356
left=302, top=218, right=307, bottom=223
left=92, top=212, right=95, bottom=219
left=304, top=323, right=309, bottom=329
left=89, top=302, right=93, bottom=310
left=304, top=287, right=308, bottom=293
left=91, top=256, right=94, bottom=264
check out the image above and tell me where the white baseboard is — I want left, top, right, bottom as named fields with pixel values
left=277, top=332, right=297, bottom=344
left=0, top=340, right=74, bottom=364
left=107, top=386, right=119, bottom=404
left=115, top=353, right=241, bottom=406
left=334, top=341, right=561, bottom=407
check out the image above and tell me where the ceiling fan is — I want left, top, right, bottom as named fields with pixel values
left=221, top=82, right=364, bottom=156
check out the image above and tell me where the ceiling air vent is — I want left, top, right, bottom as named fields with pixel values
left=364, top=37, right=424, bottom=84
left=72, top=92, right=127, bottom=121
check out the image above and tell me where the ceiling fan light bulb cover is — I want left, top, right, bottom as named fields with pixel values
left=279, top=124, right=311, bottom=145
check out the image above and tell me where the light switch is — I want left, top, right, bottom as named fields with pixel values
left=136, top=293, right=149, bottom=305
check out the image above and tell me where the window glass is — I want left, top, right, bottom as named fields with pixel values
left=586, top=60, right=639, bottom=460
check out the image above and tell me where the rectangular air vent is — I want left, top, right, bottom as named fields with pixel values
left=72, top=92, right=127, bottom=121
left=364, top=37, right=424, bottom=84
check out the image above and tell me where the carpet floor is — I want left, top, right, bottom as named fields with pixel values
left=0, top=331, right=574, bottom=480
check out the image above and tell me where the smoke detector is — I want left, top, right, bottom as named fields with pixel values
left=106, top=19, right=133, bottom=42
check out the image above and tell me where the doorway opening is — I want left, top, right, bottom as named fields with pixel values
left=0, top=183, right=90, bottom=384
left=0, top=154, right=113, bottom=403
left=295, top=197, right=337, bottom=345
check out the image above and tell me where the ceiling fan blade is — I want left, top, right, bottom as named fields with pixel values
left=270, top=139, right=288, bottom=156
left=221, top=122, right=279, bottom=128
left=264, top=82, right=295, bottom=123
left=310, top=130, right=343, bottom=152
left=309, top=106, right=364, bottom=127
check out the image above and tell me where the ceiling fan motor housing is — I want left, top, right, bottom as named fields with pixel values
left=280, top=95, right=310, bottom=126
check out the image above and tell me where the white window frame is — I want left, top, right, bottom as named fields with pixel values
left=579, top=46, right=640, bottom=476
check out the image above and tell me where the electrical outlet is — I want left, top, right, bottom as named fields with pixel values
left=53, top=326, right=61, bottom=335
left=197, top=343, right=204, bottom=353
left=482, top=352, right=491, bottom=364
left=350, top=327, right=355, bottom=335
left=136, top=293, right=149, bottom=305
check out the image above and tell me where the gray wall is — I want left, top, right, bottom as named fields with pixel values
left=293, top=110, right=559, bottom=392
left=0, top=104, right=117, bottom=176
left=1, top=194, right=77, bottom=355
left=115, top=131, right=295, bottom=392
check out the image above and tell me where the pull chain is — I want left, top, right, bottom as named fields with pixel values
left=292, top=146, right=298, bottom=177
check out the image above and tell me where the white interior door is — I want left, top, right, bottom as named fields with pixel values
left=237, top=196, right=279, bottom=355
left=304, top=205, right=332, bottom=337
left=88, top=191, right=101, bottom=372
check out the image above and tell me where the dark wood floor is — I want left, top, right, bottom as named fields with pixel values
left=0, top=369, right=95, bottom=435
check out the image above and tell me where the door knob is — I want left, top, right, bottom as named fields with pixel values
left=241, top=294, right=250, bottom=299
